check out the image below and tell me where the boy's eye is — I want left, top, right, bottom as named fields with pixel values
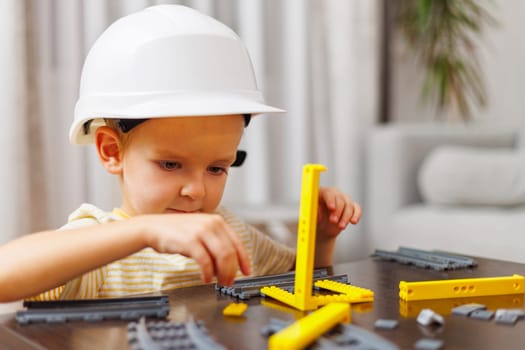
left=159, top=161, right=180, bottom=171
left=208, top=166, right=227, bottom=175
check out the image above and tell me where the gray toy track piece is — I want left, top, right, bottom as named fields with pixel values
left=216, top=268, right=353, bottom=300
left=21, top=295, right=169, bottom=309
left=398, top=247, right=476, bottom=269
left=216, top=268, right=327, bottom=291
left=16, top=296, right=170, bottom=325
left=128, top=317, right=226, bottom=350
left=373, top=250, right=449, bottom=270
left=403, top=248, right=476, bottom=266
left=372, top=247, right=476, bottom=271
left=133, top=317, right=162, bottom=350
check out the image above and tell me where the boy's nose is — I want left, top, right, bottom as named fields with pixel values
left=180, top=177, right=205, bottom=199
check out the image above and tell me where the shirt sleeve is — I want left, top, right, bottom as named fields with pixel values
left=27, top=204, right=112, bottom=300
left=218, top=207, right=295, bottom=277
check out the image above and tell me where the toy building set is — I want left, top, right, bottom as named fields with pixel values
left=15, top=164, right=525, bottom=349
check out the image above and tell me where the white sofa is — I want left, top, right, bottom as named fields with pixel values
left=365, top=123, right=525, bottom=263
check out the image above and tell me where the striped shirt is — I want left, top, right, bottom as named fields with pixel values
left=30, top=204, right=295, bottom=300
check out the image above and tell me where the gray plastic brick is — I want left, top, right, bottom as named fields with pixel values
left=451, top=303, right=486, bottom=316
left=374, top=319, right=399, bottom=330
left=495, top=308, right=525, bottom=319
left=414, top=338, right=444, bottom=350
left=469, top=310, right=494, bottom=321
left=495, top=313, right=519, bottom=325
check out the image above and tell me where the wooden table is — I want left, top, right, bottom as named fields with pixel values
left=1, top=256, right=525, bottom=349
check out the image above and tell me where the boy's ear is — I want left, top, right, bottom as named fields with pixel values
left=95, top=126, right=124, bottom=175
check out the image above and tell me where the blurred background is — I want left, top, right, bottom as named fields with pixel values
left=1, top=0, right=521, bottom=263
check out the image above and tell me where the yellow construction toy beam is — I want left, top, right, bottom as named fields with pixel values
left=399, top=294, right=524, bottom=317
left=399, top=274, right=525, bottom=301
left=261, top=164, right=325, bottom=310
left=261, top=164, right=373, bottom=310
left=268, top=302, right=350, bottom=350
left=293, top=163, right=325, bottom=310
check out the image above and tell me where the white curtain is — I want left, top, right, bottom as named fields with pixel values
left=0, top=0, right=379, bottom=262
left=0, top=0, right=29, bottom=240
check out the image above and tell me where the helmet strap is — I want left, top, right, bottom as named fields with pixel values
left=231, top=150, right=247, bottom=167
left=116, top=114, right=250, bottom=133
left=117, top=119, right=148, bottom=133
left=243, top=114, right=251, bottom=127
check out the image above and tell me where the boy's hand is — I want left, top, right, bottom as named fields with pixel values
left=136, top=214, right=251, bottom=287
left=316, top=187, right=362, bottom=240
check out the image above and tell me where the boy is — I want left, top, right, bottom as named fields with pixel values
left=0, top=5, right=361, bottom=302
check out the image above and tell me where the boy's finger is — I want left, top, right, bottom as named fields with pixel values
left=350, top=203, right=362, bottom=224
left=214, top=250, right=238, bottom=286
left=189, top=243, right=215, bottom=283
left=338, top=199, right=355, bottom=228
left=320, top=188, right=336, bottom=210
left=237, top=243, right=251, bottom=276
left=201, top=228, right=239, bottom=286
left=330, top=195, right=344, bottom=223
left=225, top=225, right=251, bottom=276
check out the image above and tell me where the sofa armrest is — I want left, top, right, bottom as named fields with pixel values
left=365, top=123, right=518, bottom=247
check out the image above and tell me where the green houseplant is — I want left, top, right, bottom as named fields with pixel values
left=397, top=0, right=496, bottom=121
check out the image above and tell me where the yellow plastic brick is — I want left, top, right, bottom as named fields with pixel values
left=399, top=274, right=525, bottom=301
left=222, top=302, right=248, bottom=317
left=261, top=286, right=298, bottom=308
left=268, top=302, right=350, bottom=350
left=261, top=286, right=361, bottom=309
left=315, top=280, right=374, bottom=303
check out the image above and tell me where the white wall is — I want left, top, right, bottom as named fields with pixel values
left=390, top=1, right=525, bottom=128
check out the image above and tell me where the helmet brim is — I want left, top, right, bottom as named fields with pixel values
left=70, top=92, right=285, bottom=144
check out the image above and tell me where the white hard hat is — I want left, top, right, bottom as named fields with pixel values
left=70, top=5, right=284, bottom=144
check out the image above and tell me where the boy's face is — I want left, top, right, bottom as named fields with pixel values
left=116, top=115, right=244, bottom=216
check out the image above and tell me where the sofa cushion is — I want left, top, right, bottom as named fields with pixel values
left=386, top=204, right=525, bottom=263
left=418, top=145, right=525, bottom=206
